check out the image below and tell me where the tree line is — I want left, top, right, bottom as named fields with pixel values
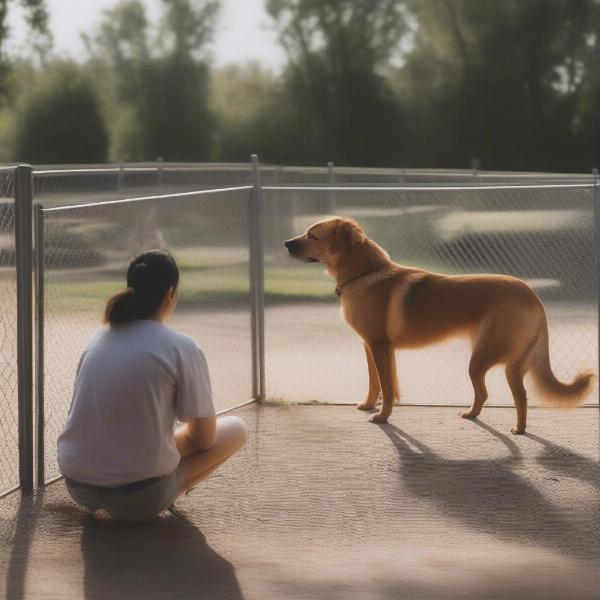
left=0, top=0, right=599, bottom=172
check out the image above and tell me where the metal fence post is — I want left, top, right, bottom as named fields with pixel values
left=327, top=161, right=336, bottom=214
left=34, top=204, right=45, bottom=487
left=15, top=164, right=34, bottom=493
left=593, top=168, right=599, bottom=407
left=157, top=157, right=164, bottom=188
left=249, top=155, right=265, bottom=400
left=327, top=161, right=335, bottom=184
left=118, top=162, right=124, bottom=191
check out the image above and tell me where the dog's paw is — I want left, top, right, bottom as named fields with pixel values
left=368, top=412, right=389, bottom=423
left=511, top=426, right=526, bottom=435
left=459, top=410, right=478, bottom=420
left=357, top=401, right=376, bottom=411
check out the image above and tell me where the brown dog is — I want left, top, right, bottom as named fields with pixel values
left=284, top=217, right=594, bottom=433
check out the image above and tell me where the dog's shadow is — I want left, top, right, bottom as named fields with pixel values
left=378, top=421, right=600, bottom=560
left=80, top=510, right=244, bottom=600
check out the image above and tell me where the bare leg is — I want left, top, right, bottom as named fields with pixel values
left=357, top=343, right=381, bottom=410
left=175, top=416, right=247, bottom=494
left=368, top=343, right=398, bottom=423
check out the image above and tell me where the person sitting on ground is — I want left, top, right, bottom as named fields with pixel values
left=57, top=249, right=247, bottom=522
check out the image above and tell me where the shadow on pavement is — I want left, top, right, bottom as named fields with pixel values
left=80, top=511, right=244, bottom=600
left=4, top=491, right=44, bottom=600
left=378, top=421, right=600, bottom=561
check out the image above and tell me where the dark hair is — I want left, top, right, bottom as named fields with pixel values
left=104, top=249, right=179, bottom=325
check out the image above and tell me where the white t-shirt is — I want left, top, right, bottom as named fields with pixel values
left=57, top=320, right=215, bottom=486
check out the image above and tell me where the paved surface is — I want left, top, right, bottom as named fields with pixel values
left=2, top=404, right=599, bottom=600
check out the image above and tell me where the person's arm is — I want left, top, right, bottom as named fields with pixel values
left=174, top=340, right=216, bottom=456
left=176, top=416, right=217, bottom=456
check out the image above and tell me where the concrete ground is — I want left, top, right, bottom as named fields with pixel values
left=2, top=404, right=599, bottom=600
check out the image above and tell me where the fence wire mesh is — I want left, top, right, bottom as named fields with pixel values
left=268, top=165, right=593, bottom=186
left=0, top=168, right=18, bottom=495
left=40, top=187, right=253, bottom=482
left=263, top=185, right=598, bottom=409
left=1, top=162, right=598, bottom=494
left=336, top=170, right=593, bottom=186
left=32, top=163, right=262, bottom=209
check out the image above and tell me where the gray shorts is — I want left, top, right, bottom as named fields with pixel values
left=64, top=467, right=183, bottom=523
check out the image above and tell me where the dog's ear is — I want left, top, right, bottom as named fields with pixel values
left=334, top=219, right=365, bottom=252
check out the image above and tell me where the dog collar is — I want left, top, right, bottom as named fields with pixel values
left=335, top=270, right=375, bottom=296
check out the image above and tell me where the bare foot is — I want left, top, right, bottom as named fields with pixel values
left=368, top=412, right=389, bottom=423
left=511, top=426, right=526, bottom=435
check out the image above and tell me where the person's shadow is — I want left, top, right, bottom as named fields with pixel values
left=378, top=420, right=600, bottom=560
left=81, top=510, right=244, bottom=600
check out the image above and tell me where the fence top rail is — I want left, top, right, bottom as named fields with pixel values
left=34, top=167, right=255, bottom=176
left=36, top=167, right=149, bottom=175
left=33, top=162, right=262, bottom=175
left=23, top=162, right=596, bottom=179
left=263, top=183, right=596, bottom=192
left=270, top=164, right=594, bottom=178
left=42, top=185, right=253, bottom=213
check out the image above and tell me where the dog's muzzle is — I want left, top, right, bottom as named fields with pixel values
left=285, top=239, right=318, bottom=262
left=284, top=239, right=300, bottom=254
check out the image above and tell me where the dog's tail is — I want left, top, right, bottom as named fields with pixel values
left=528, top=322, right=595, bottom=406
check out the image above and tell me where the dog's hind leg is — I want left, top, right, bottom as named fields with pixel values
left=357, top=343, right=382, bottom=410
left=505, top=348, right=533, bottom=435
left=460, top=322, right=506, bottom=420
left=367, top=343, right=398, bottom=423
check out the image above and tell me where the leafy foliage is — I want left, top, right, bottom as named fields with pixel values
left=12, top=61, right=108, bottom=163
left=0, top=0, right=49, bottom=95
left=266, top=0, right=408, bottom=165
left=2, top=0, right=600, bottom=170
left=85, top=0, right=219, bottom=161
left=399, top=0, right=600, bottom=170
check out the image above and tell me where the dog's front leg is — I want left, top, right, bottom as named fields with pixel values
left=367, top=342, right=398, bottom=423
left=357, top=343, right=382, bottom=410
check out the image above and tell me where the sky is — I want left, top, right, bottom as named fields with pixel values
left=6, top=0, right=286, bottom=70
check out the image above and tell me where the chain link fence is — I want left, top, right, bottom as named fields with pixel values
left=0, top=167, right=18, bottom=496
left=38, top=187, right=254, bottom=483
left=30, top=162, right=596, bottom=210
left=32, top=163, right=259, bottom=208
left=1, top=162, right=598, bottom=494
left=262, top=184, right=598, bottom=408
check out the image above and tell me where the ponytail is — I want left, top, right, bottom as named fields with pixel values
left=103, top=287, right=136, bottom=325
left=103, top=250, right=179, bottom=326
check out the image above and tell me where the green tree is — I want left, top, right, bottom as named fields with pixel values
left=400, top=0, right=600, bottom=170
left=85, top=0, right=219, bottom=162
left=0, top=1, right=49, bottom=94
left=266, top=0, right=409, bottom=166
left=211, top=62, right=300, bottom=163
left=568, top=2, right=600, bottom=170
left=12, top=61, right=108, bottom=163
